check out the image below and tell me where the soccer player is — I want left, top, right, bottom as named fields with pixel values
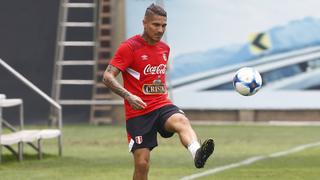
left=103, top=3, right=214, bottom=180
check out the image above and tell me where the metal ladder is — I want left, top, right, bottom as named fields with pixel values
left=89, top=0, right=115, bottom=124
left=52, top=0, right=122, bottom=124
left=51, top=0, right=98, bottom=113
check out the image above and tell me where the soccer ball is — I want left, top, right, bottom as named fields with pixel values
left=233, top=67, right=262, bottom=96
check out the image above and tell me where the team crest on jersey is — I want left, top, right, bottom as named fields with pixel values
left=141, top=54, right=148, bottom=60
left=162, top=53, right=167, bottom=61
left=135, top=136, right=143, bottom=144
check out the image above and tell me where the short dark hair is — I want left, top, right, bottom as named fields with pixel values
left=145, top=3, right=167, bottom=17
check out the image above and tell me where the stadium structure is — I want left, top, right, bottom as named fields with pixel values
left=1, top=0, right=320, bottom=126
left=167, top=16, right=320, bottom=122
left=0, top=0, right=126, bottom=125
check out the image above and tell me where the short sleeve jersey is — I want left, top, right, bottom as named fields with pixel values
left=109, top=35, right=172, bottom=120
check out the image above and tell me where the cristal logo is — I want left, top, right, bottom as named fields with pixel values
left=143, top=64, right=166, bottom=75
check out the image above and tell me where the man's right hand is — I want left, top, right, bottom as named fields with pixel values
left=126, top=94, right=147, bottom=110
left=103, top=65, right=147, bottom=110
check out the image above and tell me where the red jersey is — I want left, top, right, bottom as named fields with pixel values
left=109, top=35, right=172, bottom=120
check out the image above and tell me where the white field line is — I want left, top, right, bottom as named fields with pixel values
left=180, top=141, right=320, bottom=180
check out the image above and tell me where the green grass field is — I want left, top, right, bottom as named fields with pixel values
left=0, top=124, right=320, bottom=180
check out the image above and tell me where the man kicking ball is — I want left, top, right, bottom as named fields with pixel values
left=103, top=3, right=215, bottom=180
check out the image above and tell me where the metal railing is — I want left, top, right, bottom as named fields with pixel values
left=0, top=58, right=63, bottom=156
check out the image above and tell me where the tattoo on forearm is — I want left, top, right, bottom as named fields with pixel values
left=103, top=65, right=131, bottom=99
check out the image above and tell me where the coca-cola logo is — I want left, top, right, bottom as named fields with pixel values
left=143, top=64, right=166, bottom=75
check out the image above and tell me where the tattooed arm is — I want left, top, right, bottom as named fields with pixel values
left=103, top=65, right=146, bottom=110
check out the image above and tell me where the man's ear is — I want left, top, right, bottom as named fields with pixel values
left=143, top=18, right=147, bottom=26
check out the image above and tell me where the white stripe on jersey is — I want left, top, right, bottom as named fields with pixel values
left=126, top=68, right=140, bottom=80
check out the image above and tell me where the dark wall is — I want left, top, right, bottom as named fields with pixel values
left=0, top=0, right=59, bottom=124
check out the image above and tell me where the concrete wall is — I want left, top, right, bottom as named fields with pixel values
left=0, top=0, right=59, bottom=124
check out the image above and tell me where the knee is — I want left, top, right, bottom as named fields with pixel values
left=173, top=115, right=191, bottom=131
left=178, top=116, right=190, bottom=126
left=135, top=159, right=150, bottom=171
left=165, top=114, right=192, bottom=133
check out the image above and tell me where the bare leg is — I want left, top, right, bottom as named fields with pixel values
left=132, top=148, right=150, bottom=180
left=164, top=113, right=197, bottom=147
left=165, top=113, right=215, bottom=168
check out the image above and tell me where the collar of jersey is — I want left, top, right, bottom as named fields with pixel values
left=137, top=34, right=158, bottom=47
